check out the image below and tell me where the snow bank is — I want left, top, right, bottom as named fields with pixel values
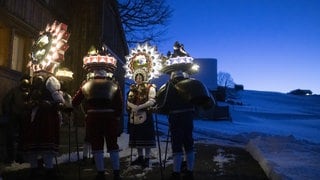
left=246, top=135, right=320, bottom=180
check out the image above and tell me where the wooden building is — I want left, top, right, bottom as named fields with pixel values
left=0, top=0, right=128, bottom=111
left=0, top=0, right=128, bottom=161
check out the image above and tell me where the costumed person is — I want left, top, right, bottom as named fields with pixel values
left=72, top=45, right=123, bottom=180
left=21, top=21, right=70, bottom=179
left=81, top=74, right=93, bottom=162
left=123, top=43, right=162, bottom=168
left=55, top=68, right=74, bottom=127
left=156, top=41, right=214, bottom=180
left=1, top=75, right=30, bottom=164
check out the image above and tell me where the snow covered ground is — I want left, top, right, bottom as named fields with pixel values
left=4, top=90, right=320, bottom=180
left=190, top=90, right=320, bottom=180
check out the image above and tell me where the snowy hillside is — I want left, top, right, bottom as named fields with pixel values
left=235, top=90, right=320, bottom=116
left=190, top=90, right=320, bottom=180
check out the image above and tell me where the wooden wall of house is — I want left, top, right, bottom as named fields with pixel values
left=0, top=0, right=128, bottom=105
left=0, top=0, right=57, bottom=113
left=62, top=0, right=128, bottom=132
left=63, top=0, right=103, bottom=93
left=0, top=0, right=59, bottom=35
left=64, top=0, right=128, bottom=94
left=0, top=0, right=128, bottom=162
left=0, top=0, right=128, bottom=128
left=0, top=1, right=71, bottom=161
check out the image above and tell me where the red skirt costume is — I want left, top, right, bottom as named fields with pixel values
left=22, top=75, right=64, bottom=155
left=72, top=78, right=123, bottom=152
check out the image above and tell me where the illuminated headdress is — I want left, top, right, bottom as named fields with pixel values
left=55, top=67, right=74, bottom=82
left=83, top=45, right=117, bottom=73
left=124, top=43, right=162, bottom=82
left=161, top=41, right=199, bottom=74
left=30, top=20, right=70, bottom=74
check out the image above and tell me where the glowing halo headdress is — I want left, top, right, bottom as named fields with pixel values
left=82, top=45, right=117, bottom=73
left=30, top=20, right=70, bottom=74
left=124, top=43, right=162, bottom=82
left=161, top=41, right=199, bottom=75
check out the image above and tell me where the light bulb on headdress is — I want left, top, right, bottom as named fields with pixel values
left=124, top=43, right=162, bottom=82
left=30, top=20, right=70, bottom=74
left=55, top=67, right=74, bottom=82
left=161, top=41, right=199, bottom=75
left=82, top=45, right=117, bottom=73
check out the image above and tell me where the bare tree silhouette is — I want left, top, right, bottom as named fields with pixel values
left=217, top=71, right=235, bottom=88
left=118, top=0, right=173, bottom=46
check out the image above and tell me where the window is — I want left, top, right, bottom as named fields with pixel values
left=0, top=20, right=32, bottom=72
left=0, top=23, right=10, bottom=67
left=11, top=33, right=32, bottom=72
left=12, top=34, right=24, bottom=71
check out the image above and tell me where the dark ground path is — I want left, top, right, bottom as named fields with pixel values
left=2, top=143, right=268, bottom=180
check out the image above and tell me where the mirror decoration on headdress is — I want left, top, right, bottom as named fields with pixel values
left=124, top=43, right=162, bottom=82
left=30, top=20, right=70, bottom=74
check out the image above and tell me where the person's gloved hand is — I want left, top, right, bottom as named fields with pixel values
left=127, top=102, right=139, bottom=112
left=131, top=105, right=141, bottom=113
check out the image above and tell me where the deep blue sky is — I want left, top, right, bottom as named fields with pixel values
left=157, top=0, right=320, bottom=94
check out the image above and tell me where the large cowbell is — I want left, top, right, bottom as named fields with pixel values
left=175, top=78, right=215, bottom=109
left=155, top=84, right=170, bottom=113
left=82, top=79, right=118, bottom=101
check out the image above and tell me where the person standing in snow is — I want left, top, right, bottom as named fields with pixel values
left=21, top=21, right=70, bottom=179
left=123, top=43, right=162, bottom=168
left=156, top=41, right=214, bottom=180
left=72, top=46, right=123, bottom=180
left=126, top=73, right=156, bottom=167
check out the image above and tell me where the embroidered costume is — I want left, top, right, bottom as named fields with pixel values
left=124, top=43, right=162, bottom=167
left=21, top=21, right=70, bottom=178
left=127, top=81, right=156, bottom=148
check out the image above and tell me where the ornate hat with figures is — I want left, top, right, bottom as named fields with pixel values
left=30, top=20, right=70, bottom=74
left=83, top=45, right=117, bottom=72
left=124, top=43, right=162, bottom=82
left=161, top=41, right=199, bottom=75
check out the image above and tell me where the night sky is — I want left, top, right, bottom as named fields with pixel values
left=157, top=0, right=320, bottom=94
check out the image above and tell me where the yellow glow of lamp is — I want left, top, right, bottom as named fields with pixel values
left=191, top=64, right=200, bottom=73
left=55, top=68, right=73, bottom=82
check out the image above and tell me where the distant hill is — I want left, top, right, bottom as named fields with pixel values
left=231, top=90, right=320, bottom=118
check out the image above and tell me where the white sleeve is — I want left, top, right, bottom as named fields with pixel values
left=46, top=76, right=65, bottom=103
left=148, top=85, right=156, bottom=100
